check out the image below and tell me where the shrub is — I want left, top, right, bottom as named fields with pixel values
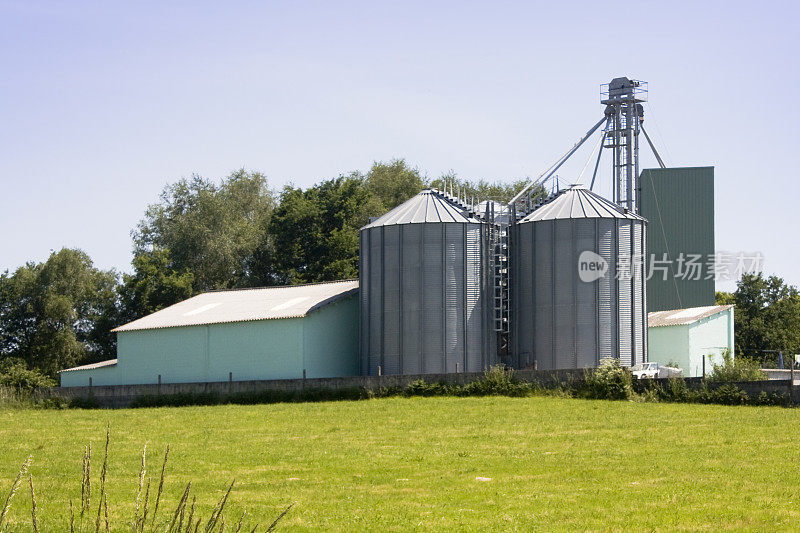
left=404, top=379, right=452, bottom=397
left=582, top=358, right=635, bottom=400
left=462, top=365, right=531, bottom=397
left=0, top=359, right=56, bottom=392
left=708, top=350, right=766, bottom=382
left=702, top=384, right=749, bottom=405
left=655, top=377, right=693, bottom=403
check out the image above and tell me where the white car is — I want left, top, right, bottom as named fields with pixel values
left=631, top=362, right=682, bottom=379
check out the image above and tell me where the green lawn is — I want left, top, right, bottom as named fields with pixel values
left=0, top=396, right=798, bottom=531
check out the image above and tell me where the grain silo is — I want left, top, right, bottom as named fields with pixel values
left=509, top=185, right=647, bottom=370
left=359, top=189, right=496, bottom=375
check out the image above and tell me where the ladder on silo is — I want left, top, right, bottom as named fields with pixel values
left=487, top=204, right=509, bottom=337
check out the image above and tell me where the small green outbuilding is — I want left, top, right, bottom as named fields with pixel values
left=59, top=281, right=359, bottom=387
left=647, top=304, right=735, bottom=377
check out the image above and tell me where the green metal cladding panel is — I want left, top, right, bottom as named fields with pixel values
left=60, top=294, right=359, bottom=387
left=687, top=307, right=735, bottom=377
left=302, top=296, right=359, bottom=378
left=647, top=324, right=691, bottom=372
left=640, top=167, right=715, bottom=312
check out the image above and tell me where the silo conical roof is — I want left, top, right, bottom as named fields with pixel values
left=362, top=189, right=479, bottom=228
left=521, top=185, right=645, bottom=222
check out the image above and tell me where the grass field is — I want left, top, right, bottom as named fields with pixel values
left=1, top=396, right=799, bottom=531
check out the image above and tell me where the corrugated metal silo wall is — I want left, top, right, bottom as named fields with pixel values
left=510, top=218, right=647, bottom=370
left=359, top=223, right=495, bottom=376
left=639, top=167, right=715, bottom=312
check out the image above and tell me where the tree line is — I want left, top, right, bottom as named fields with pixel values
left=4, top=156, right=797, bottom=382
left=716, top=274, right=800, bottom=365
left=0, top=160, right=529, bottom=378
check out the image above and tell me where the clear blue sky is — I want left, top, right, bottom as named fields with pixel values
left=1, top=1, right=798, bottom=291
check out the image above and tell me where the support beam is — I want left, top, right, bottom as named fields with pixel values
left=590, top=117, right=611, bottom=190
left=641, top=123, right=666, bottom=169
left=509, top=116, right=608, bottom=205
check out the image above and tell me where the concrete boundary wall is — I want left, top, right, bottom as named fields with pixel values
left=45, top=369, right=585, bottom=408
left=43, top=371, right=800, bottom=409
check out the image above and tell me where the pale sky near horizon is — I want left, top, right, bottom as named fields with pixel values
left=1, top=1, right=798, bottom=292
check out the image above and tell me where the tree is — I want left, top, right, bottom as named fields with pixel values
left=269, top=174, right=381, bottom=284
left=364, top=159, right=425, bottom=211
left=126, top=169, right=276, bottom=317
left=715, top=291, right=735, bottom=305
left=0, top=248, right=118, bottom=375
left=429, top=173, right=542, bottom=204
left=728, top=273, right=800, bottom=358
left=117, top=248, right=194, bottom=323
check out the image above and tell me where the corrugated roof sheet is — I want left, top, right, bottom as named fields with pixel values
left=60, top=359, right=118, bottom=373
left=362, top=189, right=479, bottom=228
left=648, top=304, right=733, bottom=327
left=521, top=185, right=645, bottom=222
left=113, top=280, right=358, bottom=332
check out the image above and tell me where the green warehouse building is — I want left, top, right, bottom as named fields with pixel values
left=59, top=281, right=359, bottom=387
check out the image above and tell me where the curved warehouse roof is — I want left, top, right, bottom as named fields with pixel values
left=648, top=305, right=733, bottom=328
left=362, top=189, right=480, bottom=228
left=521, top=185, right=645, bottom=222
left=112, top=280, right=358, bottom=332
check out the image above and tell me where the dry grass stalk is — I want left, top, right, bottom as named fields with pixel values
left=81, top=443, right=91, bottom=518
left=234, top=511, right=245, bottom=533
left=139, top=478, right=151, bottom=531
left=167, top=482, right=192, bottom=533
left=266, top=502, right=295, bottom=532
left=204, top=479, right=234, bottom=532
left=95, top=425, right=110, bottom=533
left=69, top=499, right=75, bottom=533
left=0, top=454, right=33, bottom=528
left=151, top=444, right=170, bottom=529
left=184, top=495, right=196, bottom=533
left=103, top=493, right=110, bottom=533
left=134, top=444, right=147, bottom=527
left=28, top=473, right=38, bottom=533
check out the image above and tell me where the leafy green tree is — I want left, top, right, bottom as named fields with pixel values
left=125, top=169, right=276, bottom=319
left=269, top=174, right=380, bottom=284
left=730, top=273, right=800, bottom=358
left=0, top=248, right=118, bottom=375
left=715, top=291, right=735, bottom=305
left=118, top=248, right=194, bottom=323
left=429, top=173, right=540, bottom=204
left=364, top=159, right=425, bottom=211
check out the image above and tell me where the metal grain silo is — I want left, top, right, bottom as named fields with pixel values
left=509, top=185, right=647, bottom=370
left=359, top=189, right=496, bottom=375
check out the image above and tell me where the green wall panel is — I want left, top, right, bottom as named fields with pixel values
left=640, top=167, right=715, bottom=312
